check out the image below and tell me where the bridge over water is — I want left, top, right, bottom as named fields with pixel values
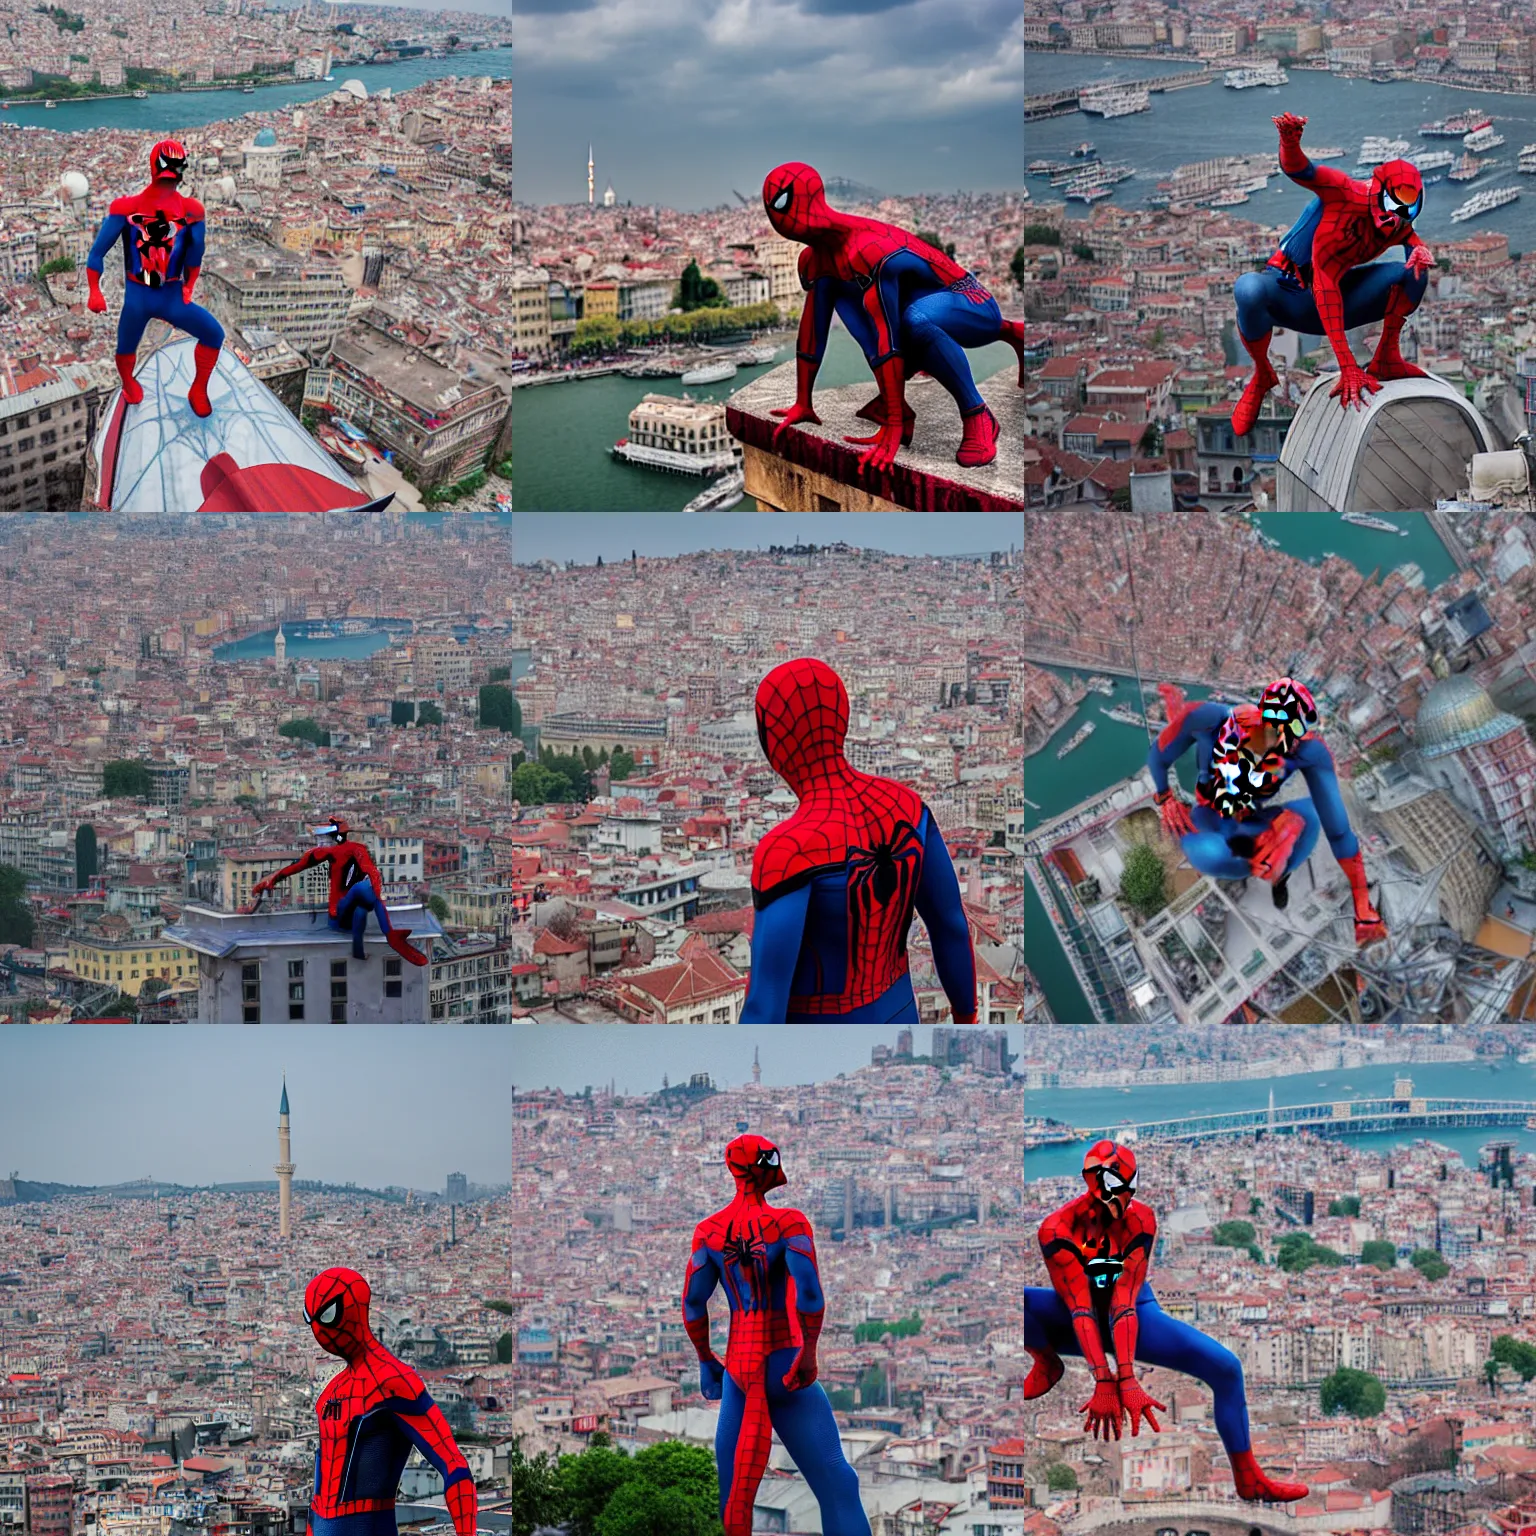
left=1068, top=1500, right=1295, bottom=1536
left=1076, top=1095, right=1536, bottom=1145
left=1025, top=67, right=1215, bottom=121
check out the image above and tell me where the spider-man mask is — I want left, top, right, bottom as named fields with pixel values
left=1258, top=677, right=1318, bottom=756
left=1370, top=159, right=1423, bottom=236
left=763, top=162, right=834, bottom=242
left=725, top=1133, right=787, bottom=1195
left=304, top=1266, right=374, bottom=1361
left=755, top=657, right=848, bottom=796
left=1083, top=1140, right=1138, bottom=1220
left=149, top=139, right=187, bottom=184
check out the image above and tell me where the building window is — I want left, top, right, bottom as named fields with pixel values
left=331, top=958, right=347, bottom=1022
left=241, top=961, right=261, bottom=1023
left=287, top=958, right=305, bottom=1020
left=384, top=956, right=402, bottom=999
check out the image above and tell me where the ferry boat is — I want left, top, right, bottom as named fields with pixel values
left=682, top=465, right=745, bottom=512
left=43, top=100, right=55, bottom=109
left=1451, top=185, right=1520, bottom=223
left=1224, top=63, right=1289, bottom=89
left=1210, top=187, right=1249, bottom=207
left=1358, top=136, right=1410, bottom=166
left=1341, top=511, right=1408, bottom=535
left=679, top=359, right=737, bottom=386
left=242, top=84, right=256, bottom=93
left=1079, top=85, right=1150, bottom=119
left=612, top=392, right=741, bottom=476
left=1101, top=704, right=1149, bottom=727
left=1084, top=675, right=1115, bottom=696
left=1411, top=149, right=1456, bottom=173
left=1303, top=146, right=1346, bottom=162
left=1464, top=124, right=1505, bottom=153
left=1447, top=152, right=1484, bottom=183
left=1071, top=140, right=1096, bottom=157
left=1519, top=144, right=1536, bottom=174
left=734, top=345, right=776, bottom=366
left=1066, top=182, right=1115, bottom=203
left=1056, top=721, right=1096, bottom=760
left=132, top=88, right=147, bottom=99
left=1421, top=108, right=1492, bottom=137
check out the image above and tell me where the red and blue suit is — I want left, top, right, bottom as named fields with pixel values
left=741, top=658, right=976, bottom=1023
left=86, top=140, right=225, bottom=418
left=1231, top=112, right=1432, bottom=436
left=252, top=816, right=428, bottom=965
left=1024, top=1144, right=1308, bottom=1505
left=683, top=1135, right=869, bottom=1536
left=1148, top=678, right=1386, bottom=945
left=762, top=162, right=1026, bottom=473
left=304, top=1267, right=478, bottom=1536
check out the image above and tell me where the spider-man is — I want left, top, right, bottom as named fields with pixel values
left=86, top=139, right=226, bottom=418
left=1148, top=678, right=1386, bottom=946
left=304, top=1268, right=478, bottom=1536
left=682, top=1134, right=870, bottom=1536
left=1025, top=1144, right=1308, bottom=1506
left=740, top=658, right=976, bottom=1023
left=762, top=162, right=1026, bottom=473
left=251, top=816, right=428, bottom=965
left=1230, top=112, right=1432, bottom=436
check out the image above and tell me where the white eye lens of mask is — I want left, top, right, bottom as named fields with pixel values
left=1103, top=1172, right=1123, bottom=1190
left=772, top=189, right=790, bottom=211
left=317, top=1300, right=340, bottom=1326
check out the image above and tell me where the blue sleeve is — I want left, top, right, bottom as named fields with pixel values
left=740, top=882, right=810, bottom=1023
left=683, top=1243, right=719, bottom=1320
left=801, top=277, right=837, bottom=365
left=186, top=218, right=206, bottom=269
left=784, top=1239, right=824, bottom=1312
left=1295, top=737, right=1358, bottom=859
left=914, top=813, right=976, bottom=1022
left=87, top=212, right=126, bottom=274
left=1147, top=701, right=1226, bottom=794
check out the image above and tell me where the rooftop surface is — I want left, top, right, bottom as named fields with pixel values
left=727, top=362, right=1024, bottom=511
left=166, top=902, right=445, bottom=959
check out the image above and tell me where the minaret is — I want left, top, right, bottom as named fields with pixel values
left=752, top=1047, right=761, bottom=1087
left=587, top=144, right=594, bottom=207
left=273, top=624, right=287, bottom=668
left=276, top=1078, right=295, bottom=1239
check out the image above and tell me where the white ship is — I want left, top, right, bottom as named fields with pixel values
left=682, top=465, right=745, bottom=512
left=1055, top=721, right=1097, bottom=759
left=1358, top=136, right=1411, bottom=166
left=1084, top=675, right=1116, bottom=695
left=1519, top=144, right=1536, bottom=174
left=1340, top=511, right=1409, bottom=535
left=1211, top=187, right=1249, bottom=206
left=1464, top=124, right=1505, bottom=153
left=131, top=88, right=147, bottom=99
left=1303, top=146, right=1347, bottom=162
left=734, top=345, right=776, bottom=366
left=1101, top=704, right=1149, bottom=727
left=679, top=360, right=737, bottom=385
left=1421, top=108, right=1491, bottom=137
left=1450, top=185, right=1520, bottom=223
left=1224, top=63, right=1289, bottom=89
left=1079, top=85, right=1150, bottom=118
left=1066, top=183, right=1115, bottom=203
left=1411, top=149, right=1456, bottom=172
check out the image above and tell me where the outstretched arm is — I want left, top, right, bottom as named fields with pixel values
left=86, top=210, right=127, bottom=312
left=772, top=263, right=836, bottom=440
left=1107, top=1212, right=1162, bottom=1434
left=914, top=814, right=976, bottom=1023
left=254, top=845, right=328, bottom=894
left=682, top=1240, right=724, bottom=1397
left=1274, top=112, right=1352, bottom=193
left=389, top=1388, right=477, bottom=1536
left=740, top=882, right=810, bottom=1023
left=782, top=1227, right=825, bottom=1390
left=1147, top=700, right=1226, bottom=794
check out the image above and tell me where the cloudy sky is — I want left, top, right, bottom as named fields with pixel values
left=513, top=0, right=1022, bottom=207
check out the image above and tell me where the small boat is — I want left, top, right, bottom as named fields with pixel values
left=679, top=360, right=737, bottom=386
left=683, top=466, right=745, bottom=512
left=242, top=85, right=256, bottom=94
left=1422, top=110, right=1491, bottom=137
left=1450, top=185, right=1520, bottom=223
left=43, top=100, right=55, bottom=109
left=1447, top=152, right=1484, bottom=183
left=1464, top=125, right=1505, bottom=153
left=734, top=345, right=776, bottom=366
left=132, top=89, right=147, bottom=99
left=1071, top=141, right=1096, bottom=157
left=1341, top=511, right=1408, bottom=535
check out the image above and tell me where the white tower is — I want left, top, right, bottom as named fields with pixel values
left=587, top=144, right=594, bottom=207
left=276, top=1078, right=295, bottom=1239
left=273, top=624, right=287, bottom=667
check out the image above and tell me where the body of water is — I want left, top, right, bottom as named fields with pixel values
left=1023, top=514, right=1454, bottom=1023
left=1026, top=1059, right=1536, bottom=1180
left=512, top=327, right=1016, bottom=512
left=1027, top=57, right=1536, bottom=249
left=0, top=48, right=511, bottom=135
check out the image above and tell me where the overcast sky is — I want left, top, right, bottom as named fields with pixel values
left=513, top=0, right=1023, bottom=207
left=513, top=511, right=1020, bottom=563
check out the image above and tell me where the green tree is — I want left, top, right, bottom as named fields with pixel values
left=39, top=254, right=75, bottom=276
left=495, top=1331, right=513, bottom=1364
left=1411, top=1248, right=1450, bottom=1282
left=1212, top=1220, right=1256, bottom=1248
left=509, top=1438, right=566, bottom=1536
left=0, top=864, right=32, bottom=947
left=488, top=665, right=511, bottom=683
left=571, top=314, right=621, bottom=355
left=1328, top=1196, right=1361, bottom=1218
left=510, top=762, right=570, bottom=805
left=1277, top=1232, right=1344, bottom=1273
left=1138, top=422, right=1162, bottom=456
left=480, top=683, right=522, bottom=734
left=1046, top=1463, right=1078, bottom=1491
left=391, top=700, right=416, bottom=726
left=1011, top=245, right=1027, bottom=288
left=102, top=759, right=152, bottom=798
left=428, top=894, right=450, bottom=923
left=1023, top=222, right=1061, bottom=246
left=1320, top=1366, right=1386, bottom=1418
left=1118, top=842, right=1168, bottom=919
left=610, top=748, right=636, bottom=781
left=854, top=1313, right=922, bottom=1343
left=676, top=259, right=726, bottom=311
left=278, top=717, right=330, bottom=747
left=417, top=701, right=443, bottom=727
left=915, top=228, right=957, bottom=258
left=559, top=1445, right=635, bottom=1536
left=1491, top=1333, right=1536, bottom=1380
left=74, top=823, right=97, bottom=889
left=1072, top=241, right=1096, bottom=262
left=1360, top=1239, right=1396, bottom=1271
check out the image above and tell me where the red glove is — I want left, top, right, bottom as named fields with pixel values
left=849, top=355, right=905, bottom=474
left=1405, top=244, right=1434, bottom=276
left=1117, top=1375, right=1166, bottom=1436
left=1081, top=1377, right=1123, bottom=1441
left=182, top=264, right=200, bottom=306
left=86, top=268, right=106, bottom=314
left=1155, top=788, right=1193, bottom=839
left=1273, top=111, right=1307, bottom=144
left=770, top=356, right=822, bottom=446
left=1338, top=851, right=1386, bottom=945
left=1329, top=363, right=1382, bottom=412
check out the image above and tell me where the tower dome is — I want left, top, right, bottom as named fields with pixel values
left=1414, top=673, right=1522, bottom=757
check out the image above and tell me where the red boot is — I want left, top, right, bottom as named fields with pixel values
left=854, top=394, right=916, bottom=446
left=385, top=927, right=429, bottom=966
left=1001, top=317, right=1027, bottom=385
left=187, top=342, right=220, bottom=418
left=1366, top=282, right=1428, bottom=381
left=1022, top=1347, right=1064, bottom=1399
left=115, top=353, right=143, bottom=405
left=1231, top=330, right=1279, bottom=438
left=1337, top=851, right=1387, bottom=945
left=1250, top=808, right=1306, bottom=883
left=956, top=404, right=999, bottom=467
left=1231, top=1449, right=1307, bottom=1504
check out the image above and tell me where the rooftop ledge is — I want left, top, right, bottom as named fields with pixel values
left=165, top=902, right=444, bottom=959
left=726, top=362, right=1023, bottom=512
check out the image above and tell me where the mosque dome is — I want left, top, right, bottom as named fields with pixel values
left=253, top=126, right=277, bottom=147
left=338, top=78, right=367, bottom=99
left=1414, top=673, right=1522, bottom=757
left=59, top=170, right=88, bottom=200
